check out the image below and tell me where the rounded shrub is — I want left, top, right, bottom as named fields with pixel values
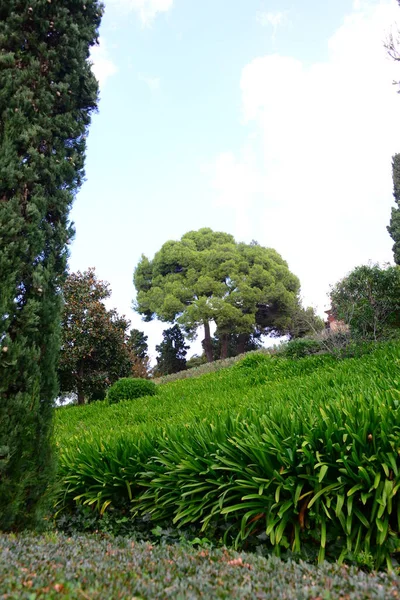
left=107, top=378, right=156, bottom=404
left=283, top=338, right=321, bottom=359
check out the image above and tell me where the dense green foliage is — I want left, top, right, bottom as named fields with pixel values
left=134, top=229, right=300, bottom=361
left=107, top=377, right=156, bottom=404
left=388, top=154, right=400, bottom=265
left=2, top=533, right=399, bottom=599
left=59, top=269, right=133, bottom=404
left=0, top=0, right=102, bottom=528
left=288, top=305, right=325, bottom=339
left=330, top=264, right=400, bottom=340
left=155, top=325, right=189, bottom=375
left=186, top=353, right=208, bottom=370
left=55, top=342, right=400, bottom=569
left=283, top=337, right=322, bottom=359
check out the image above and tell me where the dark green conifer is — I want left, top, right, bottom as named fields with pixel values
left=0, top=0, right=103, bottom=529
left=155, top=325, right=189, bottom=376
left=388, top=154, right=400, bottom=265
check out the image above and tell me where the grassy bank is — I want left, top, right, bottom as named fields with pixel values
left=55, top=343, right=400, bottom=568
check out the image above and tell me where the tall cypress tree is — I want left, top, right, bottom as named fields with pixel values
left=388, top=154, right=400, bottom=265
left=0, top=1, right=103, bottom=529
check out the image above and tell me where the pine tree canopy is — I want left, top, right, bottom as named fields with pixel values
left=134, top=228, right=301, bottom=362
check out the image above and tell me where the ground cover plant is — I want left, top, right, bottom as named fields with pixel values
left=1, top=532, right=399, bottom=599
left=55, top=342, right=400, bottom=569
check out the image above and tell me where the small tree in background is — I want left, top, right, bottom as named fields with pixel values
left=388, top=154, right=400, bottom=265
left=330, top=264, right=400, bottom=340
left=0, top=0, right=102, bottom=529
left=155, top=325, right=189, bottom=376
left=58, top=269, right=133, bottom=404
left=127, top=328, right=151, bottom=378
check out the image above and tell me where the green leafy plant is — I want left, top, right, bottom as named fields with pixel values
left=107, top=378, right=157, bottom=404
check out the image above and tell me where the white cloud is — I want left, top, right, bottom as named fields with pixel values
left=211, top=147, right=266, bottom=239
left=90, top=39, right=118, bottom=86
left=106, top=0, right=173, bottom=25
left=139, top=73, right=161, bottom=90
left=210, top=0, right=400, bottom=313
left=256, top=10, right=289, bottom=38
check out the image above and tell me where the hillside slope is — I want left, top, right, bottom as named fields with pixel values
left=55, top=343, right=400, bottom=568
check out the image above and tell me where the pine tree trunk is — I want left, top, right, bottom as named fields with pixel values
left=237, top=333, right=248, bottom=355
left=203, top=321, right=214, bottom=362
left=220, top=333, right=229, bottom=359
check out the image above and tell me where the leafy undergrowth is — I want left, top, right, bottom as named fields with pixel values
left=54, top=343, right=400, bottom=569
left=1, top=532, right=399, bottom=599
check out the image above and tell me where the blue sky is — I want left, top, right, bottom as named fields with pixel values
left=69, top=0, right=400, bottom=360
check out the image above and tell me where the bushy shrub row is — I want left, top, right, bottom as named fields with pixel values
left=55, top=343, right=400, bottom=569
left=280, top=331, right=377, bottom=360
left=152, top=330, right=377, bottom=385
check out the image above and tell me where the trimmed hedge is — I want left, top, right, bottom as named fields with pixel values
left=1, top=533, right=399, bottom=599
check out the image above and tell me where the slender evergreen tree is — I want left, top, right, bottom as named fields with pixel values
left=127, top=329, right=149, bottom=361
left=388, top=154, right=400, bottom=265
left=0, top=1, right=103, bottom=529
left=155, top=325, right=189, bottom=376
